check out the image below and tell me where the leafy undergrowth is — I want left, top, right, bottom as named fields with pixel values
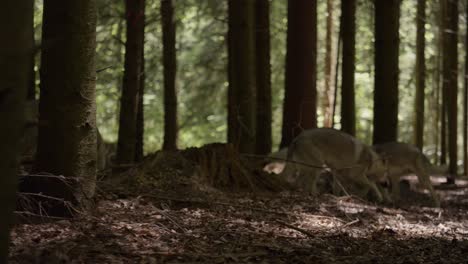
left=10, top=147, right=468, bottom=263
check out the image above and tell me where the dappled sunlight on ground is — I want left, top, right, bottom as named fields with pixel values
left=10, top=151, right=468, bottom=263
left=10, top=186, right=468, bottom=263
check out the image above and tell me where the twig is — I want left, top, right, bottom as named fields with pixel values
left=18, top=192, right=83, bottom=217
left=339, top=218, right=360, bottom=229
left=19, top=173, right=77, bottom=182
left=14, top=210, right=70, bottom=220
left=275, top=220, right=315, bottom=238
left=156, top=208, right=187, bottom=233
left=96, top=65, right=114, bottom=73
left=20, top=192, right=68, bottom=203
left=242, top=153, right=383, bottom=171
left=333, top=177, right=351, bottom=197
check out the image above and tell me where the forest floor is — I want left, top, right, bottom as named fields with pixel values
left=9, top=148, right=468, bottom=264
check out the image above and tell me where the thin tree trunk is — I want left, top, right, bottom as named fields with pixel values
left=227, top=0, right=256, bottom=153
left=440, top=0, right=447, bottom=165
left=441, top=88, right=447, bottom=164
left=443, top=0, right=458, bottom=182
left=331, top=32, right=341, bottom=129
left=114, top=18, right=125, bottom=126
left=135, top=34, right=145, bottom=162
left=372, top=0, right=400, bottom=144
left=434, top=0, right=443, bottom=164
left=161, top=0, right=178, bottom=151
left=280, top=0, right=317, bottom=148
left=413, top=0, right=426, bottom=150
left=0, top=1, right=31, bottom=260
left=116, top=0, right=145, bottom=164
left=464, top=0, right=468, bottom=176
left=35, top=0, right=97, bottom=211
left=255, top=0, right=272, bottom=155
left=323, top=0, right=335, bottom=128
left=340, top=0, right=356, bottom=136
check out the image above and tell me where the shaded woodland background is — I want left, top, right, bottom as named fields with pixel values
left=2, top=0, right=468, bottom=262
left=18, top=0, right=467, bottom=167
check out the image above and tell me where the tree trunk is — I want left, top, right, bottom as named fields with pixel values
left=331, top=34, right=341, bottom=129
left=340, top=0, right=356, bottom=136
left=464, top=0, right=468, bottom=176
left=35, top=0, right=97, bottom=211
left=0, top=1, right=31, bottom=260
left=27, top=2, right=35, bottom=101
left=114, top=18, right=125, bottom=127
left=116, top=0, right=145, bottom=164
left=280, top=0, right=317, bottom=148
left=413, top=0, right=426, bottom=150
left=434, top=0, right=443, bottom=164
left=161, top=0, right=178, bottom=151
left=135, top=35, right=145, bottom=162
left=372, top=0, right=400, bottom=144
left=443, top=0, right=458, bottom=181
left=227, top=0, right=256, bottom=153
left=441, top=88, right=447, bottom=165
left=323, top=0, right=335, bottom=128
left=440, top=0, right=447, bottom=166
left=255, top=0, right=272, bottom=155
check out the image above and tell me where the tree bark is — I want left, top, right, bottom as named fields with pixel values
left=27, top=2, right=35, bottom=101
left=413, top=0, right=426, bottom=150
left=323, top=0, right=335, bottom=128
left=439, top=0, right=447, bottom=165
left=280, top=0, right=317, bottom=148
left=443, top=0, right=458, bottom=181
left=161, top=0, right=178, bottom=151
left=116, top=0, right=145, bottom=165
left=35, top=0, right=97, bottom=211
left=135, top=34, right=145, bottom=162
left=227, top=0, right=256, bottom=153
left=372, top=0, right=400, bottom=144
left=0, top=1, right=31, bottom=260
left=255, top=0, right=272, bottom=155
left=434, top=0, right=443, bottom=164
left=340, top=0, right=356, bottom=136
left=464, top=0, right=468, bottom=176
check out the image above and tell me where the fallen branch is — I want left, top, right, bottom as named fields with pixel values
left=14, top=210, right=70, bottom=220
left=339, top=218, right=360, bottom=229
left=275, top=220, right=315, bottom=238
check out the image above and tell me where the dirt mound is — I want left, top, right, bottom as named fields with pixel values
left=105, top=143, right=290, bottom=197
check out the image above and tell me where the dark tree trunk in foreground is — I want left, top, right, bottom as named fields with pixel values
left=161, top=0, right=178, bottom=151
left=323, top=0, right=335, bottom=128
left=372, top=0, right=400, bottom=144
left=255, top=0, right=272, bottom=155
left=35, top=0, right=97, bottom=210
left=443, top=0, right=458, bottom=181
left=441, top=89, right=447, bottom=165
left=227, top=0, right=256, bottom=153
left=116, top=0, right=145, bottom=164
left=439, top=0, right=447, bottom=165
left=0, top=1, right=31, bottom=260
left=280, top=0, right=317, bottom=148
left=135, top=39, right=145, bottom=162
left=340, top=0, right=356, bottom=136
left=413, top=0, right=426, bottom=150
left=27, top=2, right=35, bottom=101
left=463, top=0, right=468, bottom=176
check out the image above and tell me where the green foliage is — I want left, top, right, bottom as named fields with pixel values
left=32, top=0, right=466, bottom=157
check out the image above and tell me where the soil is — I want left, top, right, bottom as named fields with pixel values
left=9, top=145, right=468, bottom=263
